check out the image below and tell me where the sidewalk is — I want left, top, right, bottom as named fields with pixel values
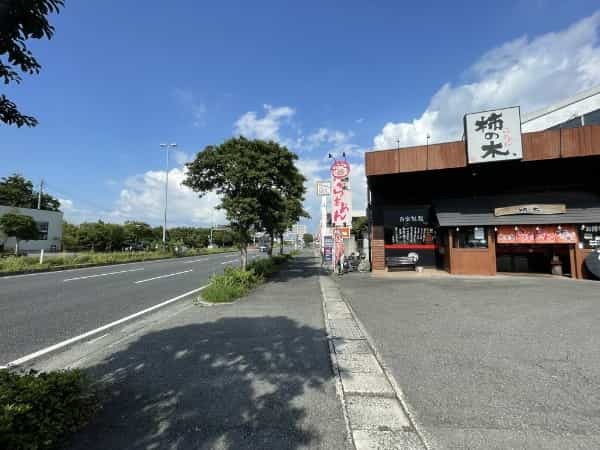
left=51, top=254, right=351, bottom=450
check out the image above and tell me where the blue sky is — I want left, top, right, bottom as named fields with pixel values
left=2, top=1, right=600, bottom=231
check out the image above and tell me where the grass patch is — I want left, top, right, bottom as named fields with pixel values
left=200, top=267, right=263, bottom=303
left=199, top=253, right=293, bottom=303
left=0, top=247, right=237, bottom=274
left=0, top=368, right=98, bottom=450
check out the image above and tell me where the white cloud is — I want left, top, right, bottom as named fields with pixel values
left=308, top=128, right=354, bottom=146
left=173, top=88, right=207, bottom=128
left=59, top=198, right=73, bottom=211
left=111, top=167, right=224, bottom=227
left=234, top=104, right=295, bottom=141
left=374, top=12, right=600, bottom=149
left=173, top=150, right=192, bottom=166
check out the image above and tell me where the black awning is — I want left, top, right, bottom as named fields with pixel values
left=433, top=192, right=600, bottom=226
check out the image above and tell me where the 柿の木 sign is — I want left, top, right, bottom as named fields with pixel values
left=465, top=106, right=523, bottom=164
left=494, top=204, right=566, bottom=217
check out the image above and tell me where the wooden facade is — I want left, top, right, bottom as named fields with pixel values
left=365, top=124, right=600, bottom=176
left=367, top=124, right=600, bottom=279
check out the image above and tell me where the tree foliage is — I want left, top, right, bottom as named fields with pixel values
left=303, top=233, right=314, bottom=245
left=0, top=212, right=38, bottom=253
left=184, top=137, right=307, bottom=269
left=0, top=173, right=60, bottom=210
left=0, top=0, right=64, bottom=127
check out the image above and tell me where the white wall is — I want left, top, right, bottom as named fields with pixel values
left=522, top=90, right=600, bottom=132
left=0, top=206, right=63, bottom=253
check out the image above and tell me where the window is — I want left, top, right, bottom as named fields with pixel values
left=579, top=224, right=600, bottom=249
left=36, top=222, right=49, bottom=241
left=454, top=226, right=488, bottom=249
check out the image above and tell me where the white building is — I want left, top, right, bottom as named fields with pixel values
left=522, top=85, right=600, bottom=132
left=290, top=223, right=307, bottom=237
left=0, top=206, right=63, bottom=253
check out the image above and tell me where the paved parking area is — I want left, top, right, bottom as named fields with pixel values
left=337, top=274, right=600, bottom=449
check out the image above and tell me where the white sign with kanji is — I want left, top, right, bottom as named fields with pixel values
left=465, top=106, right=523, bottom=164
left=330, top=160, right=352, bottom=228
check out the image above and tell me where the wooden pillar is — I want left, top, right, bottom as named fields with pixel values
left=569, top=245, right=577, bottom=278
left=371, top=225, right=385, bottom=270
left=488, top=227, right=497, bottom=275
left=448, top=229, right=454, bottom=274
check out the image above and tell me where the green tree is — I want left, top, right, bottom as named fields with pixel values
left=0, top=174, right=61, bottom=210
left=78, top=222, right=106, bottom=251
left=352, top=216, right=368, bottom=239
left=62, top=220, right=79, bottom=251
left=303, top=233, right=314, bottom=245
left=184, top=137, right=304, bottom=269
left=0, top=212, right=38, bottom=254
left=1, top=0, right=64, bottom=127
left=123, top=221, right=153, bottom=248
left=103, top=223, right=125, bottom=251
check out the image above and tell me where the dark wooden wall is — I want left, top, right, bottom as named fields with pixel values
left=365, top=124, right=600, bottom=176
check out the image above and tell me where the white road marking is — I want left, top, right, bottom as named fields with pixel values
left=220, top=259, right=238, bottom=265
left=4, top=284, right=209, bottom=367
left=85, top=333, right=109, bottom=344
left=183, top=258, right=209, bottom=264
left=134, top=269, right=193, bottom=284
left=64, top=268, right=144, bottom=282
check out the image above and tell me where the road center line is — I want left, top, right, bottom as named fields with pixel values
left=64, top=268, right=144, bottom=282
left=221, top=259, right=238, bottom=265
left=183, top=258, right=209, bottom=264
left=4, top=284, right=210, bottom=368
left=134, top=269, right=193, bottom=284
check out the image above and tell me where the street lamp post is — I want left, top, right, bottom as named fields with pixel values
left=160, top=143, right=177, bottom=244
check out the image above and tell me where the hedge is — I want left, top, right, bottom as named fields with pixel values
left=0, top=369, right=98, bottom=450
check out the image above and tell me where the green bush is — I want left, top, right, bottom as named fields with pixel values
left=0, top=247, right=239, bottom=274
left=0, top=368, right=98, bottom=450
left=200, top=267, right=263, bottom=303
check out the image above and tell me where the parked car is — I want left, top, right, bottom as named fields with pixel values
left=259, top=245, right=268, bottom=252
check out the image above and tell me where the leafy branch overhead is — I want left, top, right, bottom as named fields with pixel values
left=0, top=0, right=64, bottom=127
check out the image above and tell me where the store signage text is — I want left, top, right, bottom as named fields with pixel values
left=496, top=225, right=577, bottom=244
left=494, top=204, right=566, bottom=217
left=464, top=106, right=523, bottom=164
left=316, top=180, right=331, bottom=196
left=330, top=160, right=352, bottom=227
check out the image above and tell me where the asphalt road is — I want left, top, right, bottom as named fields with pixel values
left=0, top=251, right=260, bottom=365
left=337, top=274, right=600, bottom=449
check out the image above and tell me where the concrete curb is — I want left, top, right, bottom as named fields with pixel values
left=319, top=275, right=429, bottom=450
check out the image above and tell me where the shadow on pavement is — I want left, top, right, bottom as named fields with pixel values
left=268, top=255, right=323, bottom=283
left=68, top=316, right=334, bottom=450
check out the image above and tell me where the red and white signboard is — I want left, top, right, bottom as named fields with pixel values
left=330, top=160, right=352, bottom=227
left=496, top=225, right=577, bottom=244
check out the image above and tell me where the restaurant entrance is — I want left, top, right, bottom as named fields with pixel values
left=496, top=244, right=573, bottom=276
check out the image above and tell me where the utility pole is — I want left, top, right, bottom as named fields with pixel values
left=160, top=143, right=177, bottom=244
left=37, top=179, right=44, bottom=209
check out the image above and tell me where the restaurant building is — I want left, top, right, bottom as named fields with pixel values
left=365, top=89, right=600, bottom=280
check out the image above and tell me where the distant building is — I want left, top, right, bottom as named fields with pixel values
left=290, top=223, right=307, bottom=237
left=0, top=206, right=63, bottom=253
left=521, top=85, right=600, bottom=132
